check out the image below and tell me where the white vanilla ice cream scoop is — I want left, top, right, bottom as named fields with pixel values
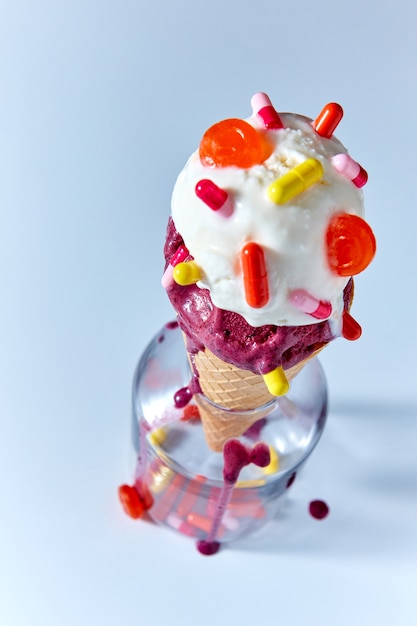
left=171, top=95, right=373, bottom=334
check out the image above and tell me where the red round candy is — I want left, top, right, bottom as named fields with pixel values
left=199, top=118, right=272, bottom=168
left=326, top=213, right=376, bottom=276
left=118, top=484, right=145, bottom=519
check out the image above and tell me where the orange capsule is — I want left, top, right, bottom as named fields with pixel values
left=313, top=103, right=343, bottom=138
left=177, top=477, right=207, bottom=517
left=227, top=500, right=266, bottom=519
left=150, top=474, right=187, bottom=522
left=241, top=242, right=269, bottom=308
left=326, top=213, right=376, bottom=276
left=199, top=118, right=272, bottom=168
left=187, top=512, right=225, bottom=537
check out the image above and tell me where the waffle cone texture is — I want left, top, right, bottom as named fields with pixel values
left=192, top=348, right=323, bottom=451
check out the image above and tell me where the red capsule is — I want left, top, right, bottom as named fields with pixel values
left=161, top=244, right=189, bottom=289
left=150, top=474, right=187, bottom=522
left=241, top=242, right=269, bottom=308
left=171, top=244, right=189, bottom=266
left=177, top=477, right=206, bottom=517
left=342, top=310, right=362, bottom=341
left=313, top=103, right=343, bottom=138
left=188, top=512, right=225, bottom=536
left=195, top=179, right=230, bottom=213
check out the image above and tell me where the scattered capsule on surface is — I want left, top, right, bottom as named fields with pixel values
left=118, top=484, right=145, bottom=519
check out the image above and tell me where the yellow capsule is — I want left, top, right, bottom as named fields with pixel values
left=267, top=158, right=324, bottom=204
left=148, top=463, right=174, bottom=494
left=236, top=478, right=266, bottom=488
left=263, top=366, right=290, bottom=396
left=173, top=261, right=203, bottom=285
left=149, top=427, right=167, bottom=447
left=263, top=446, right=280, bottom=475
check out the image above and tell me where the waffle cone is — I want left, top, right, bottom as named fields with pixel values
left=192, top=347, right=323, bottom=451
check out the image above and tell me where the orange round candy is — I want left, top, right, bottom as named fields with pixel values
left=118, top=484, right=145, bottom=519
left=326, top=213, right=376, bottom=276
left=199, top=118, right=272, bottom=168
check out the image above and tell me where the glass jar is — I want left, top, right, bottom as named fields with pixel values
left=129, top=321, right=327, bottom=549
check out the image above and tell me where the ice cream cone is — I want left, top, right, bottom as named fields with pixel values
left=192, top=347, right=324, bottom=451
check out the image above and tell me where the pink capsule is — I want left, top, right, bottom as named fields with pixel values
left=250, top=92, right=284, bottom=130
left=289, top=289, right=332, bottom=320
left=195, top=179, right=232, bottom=216
left=166, top=513, right=196, bottom=537
left=331, top=154, right=368, bottom=188
left=161, top=244, right=189, bottom=289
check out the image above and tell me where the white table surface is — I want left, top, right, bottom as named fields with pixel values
left=1, top=1, right=416, bottom=624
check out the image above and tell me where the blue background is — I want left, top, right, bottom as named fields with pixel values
left=1, top=1, right=416, bottom=625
